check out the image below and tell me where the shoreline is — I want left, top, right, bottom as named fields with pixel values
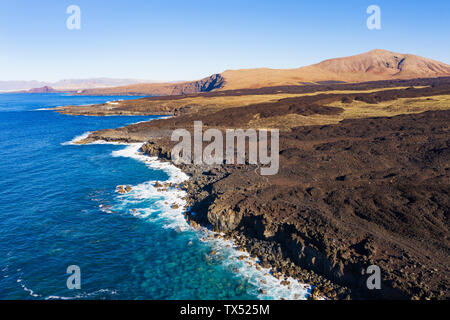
left=68, top=134, right=316, bottom=300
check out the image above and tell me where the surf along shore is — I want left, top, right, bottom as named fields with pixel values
left=67, top=139, right=313, bottom=300
left=57, top=77, right=450, bottom=300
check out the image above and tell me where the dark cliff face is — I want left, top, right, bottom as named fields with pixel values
left=199, top=74, right=225, bottom=92
left=169, top=74, right=225, bottom=95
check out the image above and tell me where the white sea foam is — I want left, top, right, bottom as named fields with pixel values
left=61, top=131, right=92, bottom=145
left=17, top=278, right=40, bottom=298
left=61, top=131, right=124, bottom=146
left=111, top=143, right=189, bottom=230
left=45, top=289, right=118, bottom=300
left=110, top=143, right=311, bottom=300
left=111, top=143, right=188, bottom=184
left=16, top=275, right=117, bottom=300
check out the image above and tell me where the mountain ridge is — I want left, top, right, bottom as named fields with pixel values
left=12, top=50, right=450, bottom=96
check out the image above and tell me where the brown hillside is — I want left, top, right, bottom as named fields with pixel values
left=221, top=49, right=450, bottom=89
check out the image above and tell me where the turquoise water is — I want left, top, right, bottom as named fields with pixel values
left=0, top=93, right=310, bottom=300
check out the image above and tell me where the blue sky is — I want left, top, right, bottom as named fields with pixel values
left=1, top=0, right=449, bottom=82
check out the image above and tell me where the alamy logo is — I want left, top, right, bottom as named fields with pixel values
left=171, top=121, right=279, bottom=175
left=66, top=265, right=81, bottom=289
left=366, top=5, right=381, bottom=30
left=66, top=5, right=81, bottom=30
left=366, top=265, right=381, bottom=290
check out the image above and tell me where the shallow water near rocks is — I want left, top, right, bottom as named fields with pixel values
left=0, top=93, right=310, bottom=300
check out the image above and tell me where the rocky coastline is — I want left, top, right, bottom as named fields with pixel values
left=69, top=78, right=450, bottom=300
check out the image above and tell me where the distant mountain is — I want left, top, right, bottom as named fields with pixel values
left=0, top=78, right=152, bottom=92
left=78, top=49, right=450, bottom=96
left=0, top=81, right=46, bottom=92
left=25, top=86, right=60, bottom=93
left=50, top=78, right=154, bottom=91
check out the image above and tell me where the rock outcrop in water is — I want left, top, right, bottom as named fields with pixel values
left=19, top=86, right=60, bottom=93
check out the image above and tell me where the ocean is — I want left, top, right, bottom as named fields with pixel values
left=0, top=93, right=310, bottom=300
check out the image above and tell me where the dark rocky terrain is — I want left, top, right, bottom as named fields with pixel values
left=55, top=76, right=450, bottom=117
left=68, top=78, right=449, bottom=299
